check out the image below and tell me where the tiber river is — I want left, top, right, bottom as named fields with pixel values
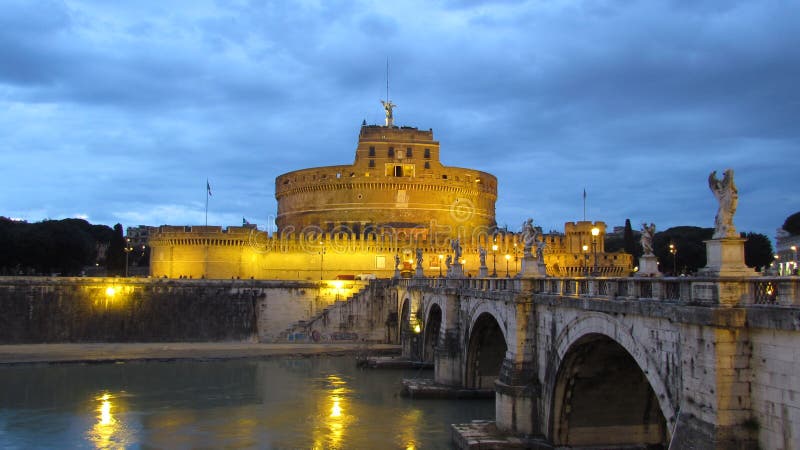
left=0, top=355, right=494, bottom=449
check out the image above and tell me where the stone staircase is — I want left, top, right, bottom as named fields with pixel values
left=278, top=279, right=391, bottom=342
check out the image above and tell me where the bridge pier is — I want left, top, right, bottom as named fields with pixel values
left=496, top=359, right=541, bottom=437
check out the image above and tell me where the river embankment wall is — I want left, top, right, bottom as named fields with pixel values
left=0, top=277, right=365, bottom=343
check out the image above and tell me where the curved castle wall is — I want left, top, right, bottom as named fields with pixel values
left=275, top=125, right=497, bottom=235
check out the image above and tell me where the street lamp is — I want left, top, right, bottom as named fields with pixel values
left=491, top=244, right=498, bottom=277
left=792, top=245, right=798, bottom=275
left=591, top=227, right=599, bottom=276
left=123, top=238, right=133, bottom=277
left=319, top=241, right=325, bottom=280
left=438, top=254, right=443, bottom=277
left=669, top=243, right=677, bottom=276
left=582, top=244, right=589, bottom=277
left=505, top=254, right=510, bottom=277
left=513, top=242, right=519, bottom=273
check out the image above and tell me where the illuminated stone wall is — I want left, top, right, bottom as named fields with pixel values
left=0, top=278, right=354, bottom=343
left=149, top=223, right=633, bottom=280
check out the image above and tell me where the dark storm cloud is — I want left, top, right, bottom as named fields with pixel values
left=0, top=0, right=796, bottom=240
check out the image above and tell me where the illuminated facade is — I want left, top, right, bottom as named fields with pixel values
left=275, top=124, right=497, bottom=237
left=149, top=119, right=632, bottom=280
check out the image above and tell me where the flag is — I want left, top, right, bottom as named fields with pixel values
left=243, top=217, right=249, bottom=226
left=207, top=180, right=212, bottom=197
left=583, top=188, right=586, bottom=200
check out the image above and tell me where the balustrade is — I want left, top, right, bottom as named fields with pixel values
left=392, top=274, right=800, bottom=307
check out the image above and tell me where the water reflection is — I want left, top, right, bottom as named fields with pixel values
left=313, top=373, right=354, bottom=449
left=0, top=356, right=493, bottom=448
left=87, top=392, right=133, bottom=449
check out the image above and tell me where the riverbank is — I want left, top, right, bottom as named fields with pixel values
left=0, top=342, right=400, bottom=365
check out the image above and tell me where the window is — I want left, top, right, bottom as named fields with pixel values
left=369, top=159, right=375, bottom=168
left=368, top=146, right=375, bottom=157
left=388, top=147, right=394, bottom=158
left=424, top=162, right=430, bottom=169
left=424, top=148, right=430, bottom=159
left=406, top=147, right=413, bottom=157
left=442, top=174, right=448, bottom=179
left=394, top=165, right=403, bottom=177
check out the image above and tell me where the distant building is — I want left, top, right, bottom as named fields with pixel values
left=543, top=221, right=633, bottom=277
left=126, top=225, right=157, bottom=248
left=775, top=228, right=800, bottom=275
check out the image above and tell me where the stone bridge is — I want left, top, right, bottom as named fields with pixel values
left=394, top=275, right=800, bottom=449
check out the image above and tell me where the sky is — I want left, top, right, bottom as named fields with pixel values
left=1, top=0, right=798, bottom=240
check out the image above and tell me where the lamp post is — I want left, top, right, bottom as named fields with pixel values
left=319, top=241, right=325, bottom=280
left=491, top=244, right=498, bottom=277
left=438, top=254, right=443, bottom=277
left=513, top=242, right=519, bottom=273
left=123, top=238, right=133, bottom=277
left=582, top=244, right=589, bottom=277
left=591, top=227, right=599, bottom=276
left=505, top=254, right=510, bottom=277
left=669, top=243, right=677, bottom=276
left=792, top=245, right=798, bottom=275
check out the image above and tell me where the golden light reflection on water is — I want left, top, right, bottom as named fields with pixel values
left=397, top=408, right=423, bottom=450
left=87, top=392, right=131, bottom=449
left=312, top=374, right=354, bottom=450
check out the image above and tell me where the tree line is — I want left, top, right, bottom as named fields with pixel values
left=605, top=219, right=775, bottom=275
left=0, top=218, right=135, bottom=276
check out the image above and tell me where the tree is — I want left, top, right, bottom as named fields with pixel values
left=743, top=232, right=774, bottom=271
left=623, top=219, right=638, bottom=258
left=653, top=226, right=714, bottom=275
left=783, top=211, right=800, bottom=235
left=106, top=223, right=126, bottom=276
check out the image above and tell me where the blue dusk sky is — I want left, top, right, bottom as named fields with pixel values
left=1, top=0, right=797, bottom=238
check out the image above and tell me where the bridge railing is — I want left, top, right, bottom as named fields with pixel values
left=526, top=276, right=800, bottom=307
left=396, top=275, right=800, bottom=307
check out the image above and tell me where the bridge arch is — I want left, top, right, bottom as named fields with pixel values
left=545, top=313, right=675, bottom=447
left=422, top=303, right=442, bottom=363
left=465, top=311, right=508, bottom=389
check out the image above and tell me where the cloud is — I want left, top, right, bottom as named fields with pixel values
left=0, top=0, right=796, bottom=242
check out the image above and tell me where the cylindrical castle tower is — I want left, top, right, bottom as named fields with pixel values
left=275, top=123, right=497, bottom=237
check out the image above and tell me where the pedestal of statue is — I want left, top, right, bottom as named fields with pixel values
left=414, top=265, right=425, bottom=278
left=700, top=237, right=754, bottom=277
left=637, top=254, right=661, bottom=277
left=393, top=268, right=401, bottom=279
left=478, top=265, right=489, bottom=277
left=520, top=255, right=546, bottom=278
left=448, top=263, right=464, bottom=278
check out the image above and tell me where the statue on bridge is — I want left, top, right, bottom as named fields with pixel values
left=536, top=238, right=546, bottom=260
left=478, top=245, right=487, bottom=267
left=415, top=248, right=423, bottom=268
left=451, top=238, right=462, bottom=261
left=641, top=223, right=656, bottom=256
left=708, top=169, right=738, bottom=239
left=522, top=218, right=537, bottom=257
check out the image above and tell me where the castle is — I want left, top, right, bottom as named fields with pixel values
left=149, top=106, right=632, bottom=280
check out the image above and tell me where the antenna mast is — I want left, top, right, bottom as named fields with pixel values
left=380, top=58, right=396, bottom=127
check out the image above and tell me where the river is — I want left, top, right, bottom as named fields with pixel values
left=0, top=355, right=494, bottom=449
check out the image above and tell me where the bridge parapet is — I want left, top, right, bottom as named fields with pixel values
left=398, top=275, right=800, bottom=307
left=525, top=276, right=799, bottom=307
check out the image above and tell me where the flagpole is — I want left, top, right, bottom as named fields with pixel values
left=583, top=188, right=586, bottom=222
left=205, top=179, right=209, bottom=226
